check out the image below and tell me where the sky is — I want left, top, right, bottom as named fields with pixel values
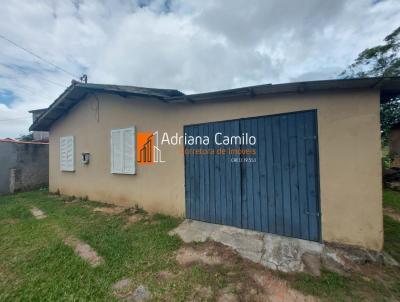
left=0, top=0, right=399, bottom=138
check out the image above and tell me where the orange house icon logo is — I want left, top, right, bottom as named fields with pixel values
left=137, top=131, right=164, bottom=164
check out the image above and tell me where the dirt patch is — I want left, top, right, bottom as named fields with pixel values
left=176, top=242, right=235, bottom=267
left=176, top=241, right=244, bottom=268
left=322, top=242, right=399, bottom=282
left=250, top=270, right=316, bottom=302
left=64, top=236, right=103, bottom=267
left=64, top=199, right=81, bottom=205
left=113, top=278, right=130, bottom=291
left=177, top=241, right=317, bottom=302
left=112, top=278, right=133, bottom=298
left=189, top=285, right=213, bottom=301
left=123, top=214, right=162, bottom=229
left=355, top=262, right=396, bottom=285
left=93, top=206, right=125, bottom=215
left=156, top=271, right=176, bottom=282
left=145, top=220, right=160, bottom=225
left=384, top=208, right=400, bottom=222
left=30, top=207, right=47, bottom=219
left=123, top=214, right=145, bottom=229
left=128, top=214, right=144, bottom=222
left=0, top=218, right=19, bottom=225
left=217, top=292, right=238, bottom=302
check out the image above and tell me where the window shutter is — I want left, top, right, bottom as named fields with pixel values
left=123, top=127, right=136, bottom=174
left=60, top=136, right=74, bottom=171
left=111, top=130, right=123, bottom=173
left=60, top=137, right=67, bottom=171
left=111, top=127, right=136, bottom=175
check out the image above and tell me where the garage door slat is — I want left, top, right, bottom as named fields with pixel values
left=272, top=116, right=284, bottom=235
left=258, top=117, right=268, bottom=233
left=207, top=123, right=215, bottom=224
left=296, top=113, right=310, bottom=239
left=288, top=115, right=301, bottom=238
left=225, top=122, right=233, bottom=226
left=280, top=115, right=292, bottom=237
left=304, top=111, right=320, bottom=241
left=265, top=117, right=275, bottom=234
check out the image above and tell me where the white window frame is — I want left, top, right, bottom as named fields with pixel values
left=110, top=127, right=136, bottom=175
left=60, top=136, right=75, bottom=172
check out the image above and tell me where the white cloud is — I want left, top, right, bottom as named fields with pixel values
left=0, top=0, right=399, bottom=137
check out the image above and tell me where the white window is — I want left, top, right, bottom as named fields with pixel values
left=60, top=136, right=75, bottom=172
left=111, top=127, right=136, bottom=174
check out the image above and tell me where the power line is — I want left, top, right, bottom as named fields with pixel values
left=8, top=64, right=67, bottom=88
left=35, top=76, right=66, bottom=88
left=0, top=116, right=30, bottom=122
left=0, top=33, right=79, bottom=79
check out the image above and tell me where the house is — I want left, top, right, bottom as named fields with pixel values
left=29, top=109, right=49, bottom=141
left=0, top=139, right=48, bottom=194
left=30, top=77, right=400, bottom=251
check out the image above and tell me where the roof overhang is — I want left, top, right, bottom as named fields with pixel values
left=165, top=77, right=400, bottom=103
left=30, top=77, right=400, bottom=131
left=30, top=82, right=184, bottom=131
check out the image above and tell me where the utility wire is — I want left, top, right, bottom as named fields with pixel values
left=0, top=116, right=30, bottom=122
left=35, top=76, right=66, bottom=88
left=7, top=63, right=67, bottom=88
left=0, top=33, right=79, bottom=79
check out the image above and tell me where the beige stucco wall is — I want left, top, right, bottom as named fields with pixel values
left=49, top=89, right=383, bottom=250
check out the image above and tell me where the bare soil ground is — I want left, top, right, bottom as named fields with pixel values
left=64, top=236, right=104, bottom=267
left=93, top=206, right=126, bottom=215
left=176, top=241, right=317, bottom=302
left=30, top=207, right=46, bottom=219
left=384, top=208, right=400, bottom=222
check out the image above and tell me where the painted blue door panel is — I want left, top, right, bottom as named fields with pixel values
left=184, top=110, right=321, bottom=242
left=184, top=120, right=242, bottom=229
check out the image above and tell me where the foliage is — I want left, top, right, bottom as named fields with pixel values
left=340, top=26, right=400, bottom=144
left=381, top=98, right=400, bottom=142
left=340, top=26, right=400, bottom=78
left=17, top=133, right=34, bottom=141
left=382, top=145, right=392, bottom=168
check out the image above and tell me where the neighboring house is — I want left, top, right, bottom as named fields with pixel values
left=30, top=77, right=400, bottom=251
left=0, top=139, right=49, bottom=194
left=29, top=109, right=49, bottom=141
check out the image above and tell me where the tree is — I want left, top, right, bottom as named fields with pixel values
left=17, top=133, right=34, bottom=141
left=340, top=26, right=400, bottom=78
left=340, top=26, right=400, bottom=142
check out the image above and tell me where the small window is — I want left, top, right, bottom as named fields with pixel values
left=111, top=127, right=136, bottom=174
left=60, top=136, right=75, bottom=171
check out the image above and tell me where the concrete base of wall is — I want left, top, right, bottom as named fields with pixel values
left=169, top=220, right=399, bottom=274
left=169, top=219, right=323, bottom=272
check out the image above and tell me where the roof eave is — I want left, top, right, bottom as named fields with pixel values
left=30, top=77, right=400, bottom=131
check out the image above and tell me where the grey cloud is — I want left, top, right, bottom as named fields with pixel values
left=0, top=0, right=399, bottom=137
left=187, top=0, right=346, bottom=47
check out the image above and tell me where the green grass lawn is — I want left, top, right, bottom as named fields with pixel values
left=383, top=188, right=400, bottom=212
left=0, top=191, right=213, bottom=301
left=288, top=188, right=400, bottom=302
left=0, top=189, right=400, bottom=301
left=383, top=189, right=400, bottom=263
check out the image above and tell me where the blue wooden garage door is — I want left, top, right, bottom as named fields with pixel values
left=184, top=110, right=321, bottom=242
